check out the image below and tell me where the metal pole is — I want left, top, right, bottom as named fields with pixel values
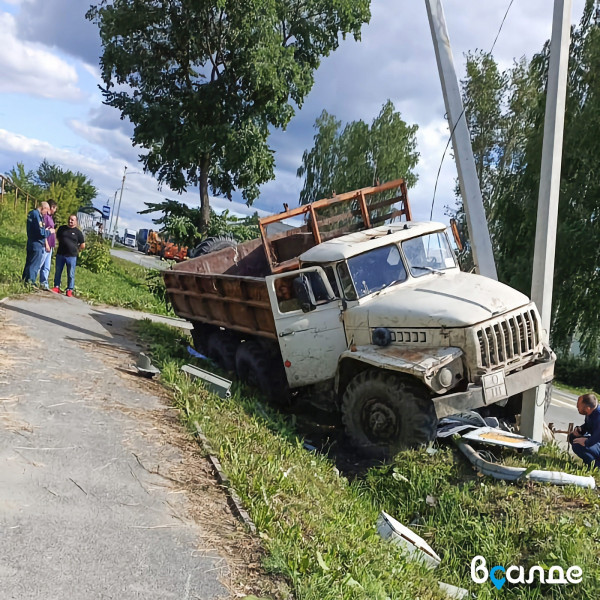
left=108, top=190, right=117, bottom=241
left=111, top=166, right=127, bottom=248
left=521, top=0, right=572, bottom=441
left=425, top=0, right=497, bottom=280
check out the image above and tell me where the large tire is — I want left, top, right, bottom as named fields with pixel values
left=235, top=341, right=290, bottom=405
left=190, top=323, right=216, bottom=356
left=342, top=369, right=437, bottom=458
left=205, top=330, right=239, bottom=372
left=189, top=235, right=237, bottom=259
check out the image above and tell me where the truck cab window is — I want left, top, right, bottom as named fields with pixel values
left=275, top=277, right=301, bottom=313
left=402, top=232, right=456, bottom=277
left=337, top=262, right=358, bottom=300
left=346, top=245, right=407, bottom=298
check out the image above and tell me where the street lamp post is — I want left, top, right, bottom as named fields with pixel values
left=111, top=166, right=127, bottom=248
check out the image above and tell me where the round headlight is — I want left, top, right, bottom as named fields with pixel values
left=372, top=327, right=392, bottom=347
left=438, top=367, right=453, bottom=388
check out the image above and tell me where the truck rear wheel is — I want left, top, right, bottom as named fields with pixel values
left=341, top=369, right=437, bottom=458
left=206, top=331, right=239, bottom=372
left=235, top=341, right=290, bottom=405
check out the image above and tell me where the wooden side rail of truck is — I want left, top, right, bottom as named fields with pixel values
left=163, top=179, right=411, bottom=340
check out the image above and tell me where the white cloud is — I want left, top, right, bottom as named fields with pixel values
left=0, top=128, right=266, bottom=236
left=67, top=119, right=140, bottom=165
left=0, top=13, right=81, bottom=100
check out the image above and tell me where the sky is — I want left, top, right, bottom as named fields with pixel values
left=0, top=0, right=587, bottom=237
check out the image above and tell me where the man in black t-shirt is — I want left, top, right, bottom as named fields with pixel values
left=51, top=215, right=86, bottom=297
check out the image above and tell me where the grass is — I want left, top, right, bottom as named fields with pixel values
left=137, top=319, right=600, bottom=600
left=0, top=205, right=171, bottom=314
left=554, top=381, right=598, bottom=398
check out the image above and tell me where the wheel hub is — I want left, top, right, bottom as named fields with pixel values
left=362, top=400, right=399, bottom=443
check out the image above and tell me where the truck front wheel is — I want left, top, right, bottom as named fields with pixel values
left=342, top=370, right=437, bottom=458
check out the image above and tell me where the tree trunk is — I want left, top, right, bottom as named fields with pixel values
left=199, top=154, right=211, bottom=232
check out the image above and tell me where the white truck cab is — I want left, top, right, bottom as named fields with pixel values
left=266, top=222, right=554, bottom=455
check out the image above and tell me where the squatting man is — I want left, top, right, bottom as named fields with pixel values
left=568, top=393, right=600, bottom=469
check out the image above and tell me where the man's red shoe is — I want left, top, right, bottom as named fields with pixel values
left=51, top=287, right=60, bottom=294
left=66, top=289, right=73, bottom=297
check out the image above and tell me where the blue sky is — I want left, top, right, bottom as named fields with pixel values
left=0, top=0, right=586, bottom=235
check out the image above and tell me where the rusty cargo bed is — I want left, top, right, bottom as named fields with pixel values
left=164, top=179, right=411, bottom=339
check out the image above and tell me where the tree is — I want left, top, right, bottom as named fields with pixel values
left=297, top=100, right=419, bottom=204
left=5, top=163, right=41, bottom=197
left=87, top=0, right=371, bottom=231
left=454, top=1, right=600, bottom=359
left=3, top=161, right=97, bottom=225
left=36, top=159, right=97, bottom=207
left=139, top=199, right=259, bottom=247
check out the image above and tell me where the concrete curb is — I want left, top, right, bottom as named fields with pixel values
left=193, top=421, right=257, bottom=534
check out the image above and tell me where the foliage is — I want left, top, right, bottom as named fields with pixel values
left=5, top=163, right=43, bottom=197
left=297, top=100, right=419, bottom=204
left=136, top=320, right=600, bottom=600
left=3, top=159, right=97, bottom=226
left=87, top=0, right=371, bottom=230
left=139, top=199, right=259, bottom=247
left=78, top=232, right=112, bottom=274
left=555, top=355, right=600, bottom=393
left=453, top=2, right=600, bottom=359
left=36, top=159, right=97, bottom=207
left=145, top=269, right=170, bottom=307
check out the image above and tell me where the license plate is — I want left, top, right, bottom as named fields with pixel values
left=482, top=370, right=508, bottom=403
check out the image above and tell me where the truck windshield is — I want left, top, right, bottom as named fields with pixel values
left=402, top=232, right=455, bottom=277
left=343, top=245, right=407, bottom=298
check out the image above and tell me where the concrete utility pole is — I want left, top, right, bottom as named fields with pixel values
left=108, top=190, right=118, bottom=241
left=111, top=166, right=127, bottom=248
left=425, top=0, right=497, bottom=280
left=521, top=0, right=572, bottom=441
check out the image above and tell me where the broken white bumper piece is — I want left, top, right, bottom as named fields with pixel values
left=376, top=511, right=441, bottom=569
left=377, top=512, right=470, bottom=599
left=456, top=439, right=596, bottom=489
left=181, top=364, right=232, bottom=398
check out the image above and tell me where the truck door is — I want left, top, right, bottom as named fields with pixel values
left=267, top=267, right=348, bottom=388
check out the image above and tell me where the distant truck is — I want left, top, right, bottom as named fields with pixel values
left=163, top=179, right=555, bottom=456
left=124, top=228, right=137, bottom=248
left=137, top=228, right=149, bottom=252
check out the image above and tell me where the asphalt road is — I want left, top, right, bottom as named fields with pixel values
left=0, top=294, right=261, bottom=599
left=110, top=248, right=169, bottom=271
left=547, top=387, right=579, bottom=432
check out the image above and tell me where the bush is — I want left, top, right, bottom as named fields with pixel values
left=78, top=232, right=112, bottom=273
left=555, top=354, right=600, bottom=391
left=145, top=269, right=170, bottom=307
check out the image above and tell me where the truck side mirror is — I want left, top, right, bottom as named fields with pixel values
left=293, top=276, right=315, bottom=313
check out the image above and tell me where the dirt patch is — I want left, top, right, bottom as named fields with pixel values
left=77, top=336, right=288, bottom=599
left=0, top=314, right=40, bottom=372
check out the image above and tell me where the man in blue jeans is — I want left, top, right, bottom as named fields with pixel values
left=568, top=393, right=600, bottom=469
left=51, top=215, right=85, bottom=297
left=23, top=201, right=54, bottom=285
left=38, top=199, right=58, bottom=289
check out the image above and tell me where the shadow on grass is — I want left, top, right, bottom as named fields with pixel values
left=0, top=234, right=25, bottom=251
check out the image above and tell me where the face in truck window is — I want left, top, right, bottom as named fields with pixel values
left=345, top=245, right=407, bottom=298
left=275, top=277, right=301, bottom=313
left=402, top=232, right=456, bottom=277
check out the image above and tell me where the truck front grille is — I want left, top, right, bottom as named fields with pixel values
left=476, top=308, right=540, bottom=370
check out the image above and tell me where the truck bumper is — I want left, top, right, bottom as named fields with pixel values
left=432, top=358, right=555, bottom=420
